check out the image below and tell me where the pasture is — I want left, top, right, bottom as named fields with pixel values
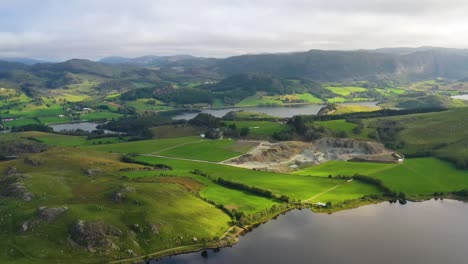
left=294, top=158, right=468, bottom=196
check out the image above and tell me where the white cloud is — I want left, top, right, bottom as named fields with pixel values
left=1, top=0, right=468, bottom=60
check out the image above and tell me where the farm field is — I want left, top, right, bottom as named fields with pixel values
left=294, top=158, right=468, bottom=196
left=235, top=93, right=323, bottom=106
left=325, top=86, right=367, bottom=96
left=84, top=136, right=202, bottom=154
left=17, top=131, right=127, bottom=147
left=224, top=121, right=289, bottom=138
left=132, top=155, right=383, bottom=201
left=128, top=172, right=279, bottom=214
left=157, top=139, right=248, bottom=162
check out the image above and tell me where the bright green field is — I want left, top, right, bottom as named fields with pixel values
left=18, top=131, right=127, bottom=147
left=125, top=171, right=279, bottom=214
left=325, top=86, right=367, bottom=96
left=37, top=116, right=73, bottom=125
left=85, top=137, right=248, bottom=162
left=315, top=119, right=358, bottom=133
left=295, top=158, right=468, bottom=196
left=79, top=111, right=123, bottom=121
left=225, top=121, right=289, bottom=138
left=84, top=136, right=202, bottom=153
left=158, top=139, right=244, bottom=162
left=133, top=155, right=382, bottom=201
left=235, top=93, right=323, bottom=106
left=1, top=118, right=40, bottom=128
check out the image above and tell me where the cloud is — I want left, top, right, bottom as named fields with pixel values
left=1, top=0, right=468, bottom=60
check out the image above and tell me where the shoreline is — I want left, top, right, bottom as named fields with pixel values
left=109, top=195, right=467, bottom=263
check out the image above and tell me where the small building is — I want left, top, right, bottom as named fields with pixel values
left=314, top=202, right=327, bottom=207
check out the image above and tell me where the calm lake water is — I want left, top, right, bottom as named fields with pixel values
left=155, top=199, right=468, bottom=264
left=49, top=122, right=116, bottom=133
left=172, top=102, right=379, bottom=120
left=451, top=94, right=468, bottom=100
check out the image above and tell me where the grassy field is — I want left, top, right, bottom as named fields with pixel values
left=294, top=158, right=468, bottom=196
left=132, top=155, right=382, bottom=201
left=363, top=107, right=468, bottom=165
left=224, top=121, right=289, bottom=139
left=235, top=93, right=323, bottom=106
left=157, top=139, right=247, bottom=162
left=151, top=125, right=205, bottom=139
left=85, top=136, right=202, bottom=154
left=325, top=86, right=367, bottom=96
left=126, top=172, right=279, bottom=215
left=79, top=111, right=123, bottom=121
left=0, top=148, right=231, bottom=263
left=333, top=104, right=380, bottom=115
left=17, top=131, right=127, bottom=147
left=85, top=136, right=250, bottom=162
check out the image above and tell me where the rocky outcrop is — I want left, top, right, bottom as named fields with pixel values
left=24, top=157, right=43, bottom=166
left=6, top=166, right=17, bottom=176
left=20, top=206, right=68, bottom=232
left=70, top=220, right=122, bottom=252
left=0, top=168, right=34, bottom=201
left=149, top=223, right=161, bottom=235
left=232, top=142, right=305, bottom=164
left=317, top=104, right=337, bottom=116
left=111, top=186, right=135, bottom=203
left=85, top=169, right=100, bottom=177
left=226, top=138, right=401, bottom=171
left=0, top=140, right=48, bottom=156
left=37, top=206, right=68, bottom=222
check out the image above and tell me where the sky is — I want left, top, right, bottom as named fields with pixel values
left=1, top=0, right=468, bottom=60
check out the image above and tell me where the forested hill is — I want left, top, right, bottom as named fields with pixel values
left=217, top=48, right=468, bottom=81
left=100, top=47, right=468, bottom=82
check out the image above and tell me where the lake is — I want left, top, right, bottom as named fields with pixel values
left=49, top=122, right=116, bottom=133
left=451, top=94, right=468, bottom=100
left=172, top=102, right=379, bottom=120
left=155, top=199, right=468, bottom=264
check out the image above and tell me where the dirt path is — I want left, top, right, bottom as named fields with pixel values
left=303, top=179, right=353, bottom=203
left=221, top=140, right=264, bottom=163
left=151, top=140, right=204, bottom=154
left=143, top=154, right=221, bottom=164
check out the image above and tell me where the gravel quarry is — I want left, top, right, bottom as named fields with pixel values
left=224, top=138, right=402, bottom=172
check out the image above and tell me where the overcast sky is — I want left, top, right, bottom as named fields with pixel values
left=1, top=0, right=468, bottom=60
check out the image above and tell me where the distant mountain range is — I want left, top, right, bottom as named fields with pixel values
left=97, top=47, right=468, bottom=82
left=0, top=57, right=48, bottom=65
left=3, top=47, right=468, bottom=84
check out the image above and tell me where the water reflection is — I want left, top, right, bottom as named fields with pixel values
left=155, top=199, right=468, bottom=264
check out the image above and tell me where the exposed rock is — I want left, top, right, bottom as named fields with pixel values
left=70, top=220, right=122, bottom=252
left=20, top=206, right=68, bottom=233
left=132, top=224, right=144, bottom=233
left=20, top=219, right=40, bottom=232
left=37, top=206, right=68, bottom=222
left=23, top=157, right=43, bottom=166
left=111, top=186, right=135, bottom=203
left=0, top=174, right=34, bottom=201
left=0, top=140, right=48, bottom=156
left=149, top=223, right=161, bottom=235
left=317, top=104, right=337, bottom=116
left=85, top=169, right=100, bottom=177
left=6, top=166, right=17, bottom=176
left=226, top=138, right=402, bottom=172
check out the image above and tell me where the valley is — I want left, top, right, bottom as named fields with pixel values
left=2, top=48, right=468, bottom=263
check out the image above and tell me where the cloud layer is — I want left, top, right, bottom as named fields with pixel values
left=1, top=0, right=468, bottom=60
